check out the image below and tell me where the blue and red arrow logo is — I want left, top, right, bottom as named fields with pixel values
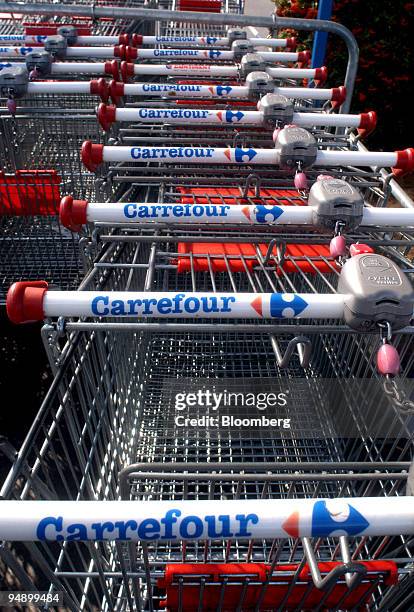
left=214, top=85, right=232, bottom=96
left=234, top=148, right=257, bottom=162
left=217, top=110, right=244, bottom=123
left=201, top=36, right=218, bottom=45
left=255, top=205, right=284, bottom=223
left=224, top=148, right=257, bottom=162
left=311, top=501, right=370, bottom=537
left=270, top=294, right=308, bottom=317
left=282, top=501, right=370, bottom=538
left=208, top=49, right=222, bottom=59
left=17, top=47, right=34, bottom=56
left=249, top=293, right=308, bottom=318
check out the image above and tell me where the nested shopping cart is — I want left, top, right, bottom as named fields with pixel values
left=1, top=2, right=414, bottom=612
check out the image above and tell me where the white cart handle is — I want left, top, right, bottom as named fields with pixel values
left=133, top=35, right=296, bottom=49
left=50, top=60, right=120, bottom=79
left=125, top=47, right=308, bottom=64
left=7, top=282, right=344, bottom=323
left=0, top=497, right=413, bottom=541
left=122, top=60, right=315, bottom=79
left=0, top=45, right=123, bottom=59
left=81, top=141, right=414, bottom=174
left=0, top=34, right=130, bottom=46
left=96, top=103, right=375, bottom=134
left=59, top=195, right=414, bottom=232
left=111, top=79, right=341, bottom=104
left=27, top=79, right=109, bottom=100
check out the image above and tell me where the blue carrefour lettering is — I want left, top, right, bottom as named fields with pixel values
left=130, top=147, right=214, bottom=161
left=124, top=204, right=137, bottom=218
left=123, top=203, right=231, bottom=220
left=153, top=49, right=199, bottom=57
left=91, top=295, right=110, bottom=315
left=35, top=510, right=260, bottom=541
left=137, top=108, right=209, bottom=120
left=89, top=293, right=237, bottom=316
left=37, top=516, right=64, bottom=541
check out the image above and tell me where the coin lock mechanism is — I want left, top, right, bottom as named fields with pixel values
left=44, top=35, right=68, bottom=60
left=257, top=94, right=294, bottom=127
left=338, top=254, right=414, bottom=331
left=309, top=179, right=364, bottom=231
left=275, top=126, right=318, bottom=169
left=0, top=66, right=29, bottom=98
left=227, top=29, right=247, bottom=45
left=231, top=39, right=254, bottom=61
left=57, top=26, right=78, bottom=45
left=245, top=71, right=274, bottom=99
left=240, top=53, right=267, bottom=77
left=25, top=51, right=52, bottom=76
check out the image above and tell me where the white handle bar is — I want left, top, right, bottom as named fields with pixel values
left=8, top=286, right=344, bottom=321
left=0, top=497, right=413, bottom=541
left=101, top=106, right=364, bottom=130
left=82, top=143, right=400, bottom=171
left=66, top=200, right=414, bottom=228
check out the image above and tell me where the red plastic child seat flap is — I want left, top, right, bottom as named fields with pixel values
left=177, top=0, right=222, bottom=12
left=24, top=23, right=92, bottom=35
left=159, top=561, right=398, bottom=611
left=176, top=187, right=336, bottom=274
left=0, top=170, right=61, bottom=216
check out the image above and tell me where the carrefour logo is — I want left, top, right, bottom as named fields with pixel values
left=255, top=205, right=284, bottom=223
left=224, top=148, right=257, bottom=163
left=200, top=36, right=218, bottom=45
left=210, top=85, right=233, bottom=96
left=312, top=501, right=370, bottom=537
left=217, top=110, right=244, bottom=123
left=8, top=47, right=34, bottom=56
left=206, top=49, right=222, bottom=59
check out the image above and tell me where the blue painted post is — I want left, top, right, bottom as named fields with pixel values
left=312, top=0, right=334, bottom=67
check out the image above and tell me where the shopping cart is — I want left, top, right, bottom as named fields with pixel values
left=1, top=3, right=414, bottom=612
left=0, top=2, right=154, bottom=301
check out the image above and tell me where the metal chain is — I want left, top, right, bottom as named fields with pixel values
left=383, top=378, right=414, bottom=415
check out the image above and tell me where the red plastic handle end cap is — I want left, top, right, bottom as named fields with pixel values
left=286, top=37, right=297, bottom=51
left=314, top=66, right=328, bottom=86
left=298, top=50, right=311, bottom=64
left=119, top=33, right=129, bottom=45
left=59, top=195, right=88, bottom=232
left=108, top=80, right=125, bottom=105
left=357, top=111, right=377, bottom=138
left=104, top=60, right=120, bottom=81
left=97, top=103, right=116, bottom=132
left=81, top=140, right=104, bottom=172
left=331, top=85, right=347, bottom=108
left=120, top=61, right=134, bottom=82
left=90, top=78, right=109, bottom=103
left=130, top=34, right=143, bottom=47
left=393, top=147, right=414, bottom=177
left=6, top=281, right=48, bottom=324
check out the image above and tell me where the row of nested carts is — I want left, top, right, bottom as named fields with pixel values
left=0, top=0, right=414, bottom=610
